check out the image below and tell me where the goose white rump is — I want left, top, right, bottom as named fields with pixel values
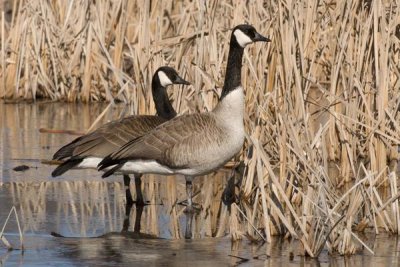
left=77, top=157, right=103, bottom=169
left=76, top=157, right=176, bottom=175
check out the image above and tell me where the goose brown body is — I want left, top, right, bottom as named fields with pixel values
left=103, top=87, right=245, bottom=177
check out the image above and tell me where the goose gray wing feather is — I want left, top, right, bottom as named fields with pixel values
left=54, top=115, right=167, bottom=159
left=108, top=113, right=225, bottom=168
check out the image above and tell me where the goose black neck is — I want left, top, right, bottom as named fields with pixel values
left=152, top=78, right=177, bottom=120
left=220, top=39, right=244, bottom=99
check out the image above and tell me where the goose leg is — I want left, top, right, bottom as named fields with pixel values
left=133, top=205, right=144, bottom=233
left=184, top=211, right=194, bottom=239
left=123, top=174, right=134, bottom=206
left=124, top=174, right=146, bottom=207
left=122, top=175, right=134, bottom=232
left=186, top=180, right=193, bottom=210
left=122, top=196, right=145, bottom=233
left=134, top=174, right=145, bottom=206
left=184, top=177, right=195, bottom=213
left=180, top=176, right=200, bottom=213
left=122, top=198, right=133, bottom=232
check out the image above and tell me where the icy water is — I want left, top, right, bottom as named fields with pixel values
left=1, top=101, right=400, bottom=267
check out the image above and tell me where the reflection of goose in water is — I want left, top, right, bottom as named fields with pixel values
left=50, top=203, right=160, bottom=240
left=43, top=180, right=198, bottom=239
left=103, top=205, right=159, bottom=239
left=50, top=214, right=232, bottom=267
left=122, top=204, right=195, bottom=240
left=51, top=196, right=195, bottom=240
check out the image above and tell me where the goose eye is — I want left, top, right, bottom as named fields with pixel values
left=247, top=29, right=256, bottom=39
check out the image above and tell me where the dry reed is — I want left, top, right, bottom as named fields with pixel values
left=1, top=0, right=400, bottom=257
left=0, top=206, right=24, bottom=250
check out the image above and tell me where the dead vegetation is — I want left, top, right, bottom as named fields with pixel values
left=1, top=0, right=400, bottom=257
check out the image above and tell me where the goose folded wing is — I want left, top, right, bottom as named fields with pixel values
left=105, top=113, right=220, bottom=168
left=57, top=115, right=167, bottom=159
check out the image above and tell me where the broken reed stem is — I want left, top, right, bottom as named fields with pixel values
left=236, top=205, right=266, bottom=242
left=0, top=206, right=24, bottom=251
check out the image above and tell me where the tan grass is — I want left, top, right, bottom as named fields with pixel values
left=1, top=0, right=400, bottom=257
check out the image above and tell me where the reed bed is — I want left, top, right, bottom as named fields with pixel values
left=1, top=0, right=400, bottom=257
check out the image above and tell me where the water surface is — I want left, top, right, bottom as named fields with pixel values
left=1, top=102, right=399, bottom=266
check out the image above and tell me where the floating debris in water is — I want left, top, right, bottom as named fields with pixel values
left=13, top=165, right=30, bottom=172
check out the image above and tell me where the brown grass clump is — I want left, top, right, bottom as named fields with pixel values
left=1, top=0, right=400, bottom=257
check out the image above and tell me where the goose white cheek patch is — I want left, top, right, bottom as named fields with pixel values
left=158, top=71, right=173, bottom=87
left=234, top=29, right=253, bottom=48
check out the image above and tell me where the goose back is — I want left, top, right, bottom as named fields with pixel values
left=55, top=115, right=167, bottom=160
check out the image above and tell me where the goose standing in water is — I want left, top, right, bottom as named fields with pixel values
left=52, top=67, right=190, bottom=207
left=98, top=25, right=270, bottom=212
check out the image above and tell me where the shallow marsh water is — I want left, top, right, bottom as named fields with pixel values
left=1, top=102, right=400, bottom=267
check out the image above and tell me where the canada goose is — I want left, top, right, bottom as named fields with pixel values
left=52, top=66, right=190, bottom=206
left=98, top=25, right=270, bottom=212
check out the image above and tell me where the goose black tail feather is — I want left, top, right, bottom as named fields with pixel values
left=52, top=158, right=83, bottom=177
left=52, top=136, right=84, bottom=160
left=101, top=161, right=126, bottom=178
left=98, top=155, right=119, bottom=171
